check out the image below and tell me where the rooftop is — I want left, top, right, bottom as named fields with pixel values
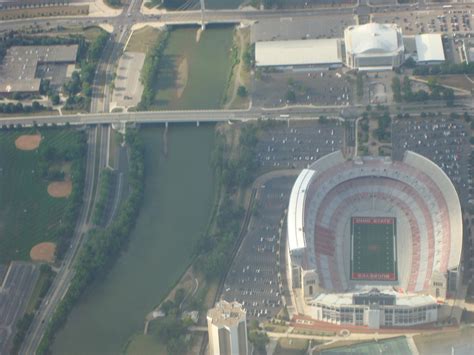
left=255, top=39, right=342, bottom=67
left=415, top=34, right=445, bottom=63
left=345, top=23, right=403, bottom=55
left=0, top=45, right=78, bottom=94
left=207, top=300, right=246, bottom=328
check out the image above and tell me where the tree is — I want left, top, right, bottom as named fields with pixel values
left=391, top=77, right=402, bottom=102
left=51, top=94, right=60, bottom=105
left=237, top=85, right=248, bottom=97
left=285, top=89, right=296, bottom=103
left=248, top=330, right=269, bottom=354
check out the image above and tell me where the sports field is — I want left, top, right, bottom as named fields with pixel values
left=0, top=129, right=81, bottom=263
left=350, top=217, right=397, bottom=281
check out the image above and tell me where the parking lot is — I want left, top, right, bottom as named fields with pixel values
left=256, top=120, right=345, bottom=170
left=0, top=262, right=40, bottom=355
left=251, top=14, right=355, bottom=42
left=252, top=70, right=354, bottom=108
left=392, top=116, right=472, bottom=206
left=222, top=176, right=296, bottom=321
left=373, top=9, right=473, bottom=35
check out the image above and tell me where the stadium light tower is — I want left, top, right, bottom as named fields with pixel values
left=200, top=0, right=206, bottom=30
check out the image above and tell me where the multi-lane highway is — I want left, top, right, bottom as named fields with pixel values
left=0, top=0, right=470, bottom=32
left=2, top=99, right=474, bottom=128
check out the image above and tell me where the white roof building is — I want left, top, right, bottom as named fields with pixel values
left=255, top=39, right=342, bottom=68
left=415, top=34, right=445, bottom=63
left=344, top=23, right=405, bottom=70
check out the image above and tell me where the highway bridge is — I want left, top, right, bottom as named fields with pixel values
left=2, top=101, right=473, bottom=128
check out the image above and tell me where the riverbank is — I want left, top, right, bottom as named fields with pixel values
left=51, top=124, right=216, bottom=355
left=124, top=121, right=268, bottom=354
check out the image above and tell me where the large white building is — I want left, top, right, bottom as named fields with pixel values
left=415, top=34, right=445, bottom=64
left=287, top=151, right=463, bottom=329
left=344, top=23, right=405, bottom=70
left=207, top=301, right=248, bottom=355
left=255, top=39, right=342, bottom=70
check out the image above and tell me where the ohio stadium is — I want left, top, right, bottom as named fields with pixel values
left=287, top=150, right=463, bottom=329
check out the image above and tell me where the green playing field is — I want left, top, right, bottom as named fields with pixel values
left=350, top=217, right=397, bottom=281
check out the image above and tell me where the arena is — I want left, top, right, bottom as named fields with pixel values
left=344, top=23, right=405, bottom=70
left=287, top=151, right=463, bottom=329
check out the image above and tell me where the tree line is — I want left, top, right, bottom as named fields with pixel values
left=413, top=62, right=474, bottom=76
left=0, top=102, right=47, bottom=114
left=92, top=169, right=114, bottom=226
left=137, top=31, right=169, bottom=110
left=36, top=129, right=145, bottom=355
left=63, top=31, right=109, bottom=111
left=392, top=76, right=454, bottom=106
left=194, top=123, right=259, bottom=280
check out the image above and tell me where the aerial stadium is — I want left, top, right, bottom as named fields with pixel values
left=287, top=151, right=463, bottom=329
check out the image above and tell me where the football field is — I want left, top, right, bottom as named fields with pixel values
left=350, top=217, right=397, bottom=281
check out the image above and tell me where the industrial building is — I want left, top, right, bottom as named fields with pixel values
left=415, top=34, right=445, bottom=64
left=0, top=45, right=78, bottom=95
left=255, top=39, right=342, bottom=70
left=344, top=23, right=405, bottom=70
left=287, top=151, right=462, bottom=329
left=207, top=301, right=248, bottom=355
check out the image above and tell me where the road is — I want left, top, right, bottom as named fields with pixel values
left=19, top=127, right=99, bottom=355
left=0, top=1, right=470, bottom=32
left=1, top=99, right=474, bottom=127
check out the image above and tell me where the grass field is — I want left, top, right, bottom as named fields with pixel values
left=350, top=217, right=397, bottom=281
left=126, top=26, right=164, bottom=53
left=321, top=336, right=411, bottom=355
left=0, top=129, right=81, bottom=263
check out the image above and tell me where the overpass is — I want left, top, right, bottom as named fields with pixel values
left=2, top=101, right=473, bottom=128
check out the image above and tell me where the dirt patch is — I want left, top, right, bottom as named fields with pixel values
left=30, top=242, right=56, bottom=263
left=15, top=134, right=41, bottom=150
left=176, top=57, right=188, bottom=99
left=47, top=180, right=72, bottom=198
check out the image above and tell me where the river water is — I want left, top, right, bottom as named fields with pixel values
left=52, top=123, right=216, bottom=355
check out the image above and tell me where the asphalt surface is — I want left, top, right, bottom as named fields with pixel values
left=222, top=176, right=296, bottom=321
left=392, top=115, right=472, bottom=206
left=256, top=120, right=344, bottom=169
left=0, top=262, right=40, bottom=355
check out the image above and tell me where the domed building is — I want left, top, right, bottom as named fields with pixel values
left=287, top=151, right=462, bottom=329
left=344, top=23, right=405, bottom=70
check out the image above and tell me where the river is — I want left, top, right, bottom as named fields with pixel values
left=52, top=123, right=216, bottom=355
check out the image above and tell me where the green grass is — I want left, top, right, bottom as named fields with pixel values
left=0, top=129, right=80, bottom=263
left=321, top=337, right=411, bottom=355
left=151, top=25, right=234, bottom=110
left=126, top=26, right=164, bottom=54
left=124, top=333, right=167, bottom=355
left=350, top=217, right=397, bottom=281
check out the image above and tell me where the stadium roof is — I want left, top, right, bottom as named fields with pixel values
left=255, top=39, right=342, bottom=67
left=345, top=23, right=402, bottom=55
left=415, top=34, right=445, bottom=63
left=287, top=168, right=314, bottom=251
